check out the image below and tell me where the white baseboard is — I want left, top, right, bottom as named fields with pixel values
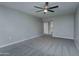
left=0, top=34, right=43, bottom=48
left=52, top=35, right=74, bottom=40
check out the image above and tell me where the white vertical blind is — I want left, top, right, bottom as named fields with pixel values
left=44, top=22, right=48, bottom=34
left=50, top=21, right=54, bottom=34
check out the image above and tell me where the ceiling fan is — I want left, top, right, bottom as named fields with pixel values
left=34, top=2, right=59, bottom=14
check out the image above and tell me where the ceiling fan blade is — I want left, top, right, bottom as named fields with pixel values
left=48, top=10, right=54, bottom=12
left=34, top=6, right=43, bottom=9
left=48, top=6, right=59, bottom=9
left=36, top=10, right=43, bottom=12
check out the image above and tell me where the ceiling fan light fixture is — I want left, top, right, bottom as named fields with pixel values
left=34, top=2, right=58, bottom=14
left=44, top=9, right=48, bottom=13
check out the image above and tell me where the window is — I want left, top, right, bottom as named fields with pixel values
left=43, top=22, right=48, bottom=34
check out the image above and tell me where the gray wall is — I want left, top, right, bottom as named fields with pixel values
left=0, top=5, right=43, bottom=47
left=74, top=6, right=79, bottom=50
left=43, top=14, right=74, bottom=39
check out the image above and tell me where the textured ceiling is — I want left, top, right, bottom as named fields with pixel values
left=0, top=2, right=79, bottom=18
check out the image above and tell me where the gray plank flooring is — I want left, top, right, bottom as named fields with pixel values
left=0, top=35, right=79, bottom=56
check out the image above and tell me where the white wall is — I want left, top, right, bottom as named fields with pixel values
left=0, top=5, right=43, bottom=47
left=43, top=14, right=74, bottom=39
left=74, top=5, right=79, bottom=50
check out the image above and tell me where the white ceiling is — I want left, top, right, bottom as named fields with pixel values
left=0, top=2, right=79, bottom=18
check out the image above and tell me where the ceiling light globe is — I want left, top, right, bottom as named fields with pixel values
left=44, top=10, right=48, bottom=13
